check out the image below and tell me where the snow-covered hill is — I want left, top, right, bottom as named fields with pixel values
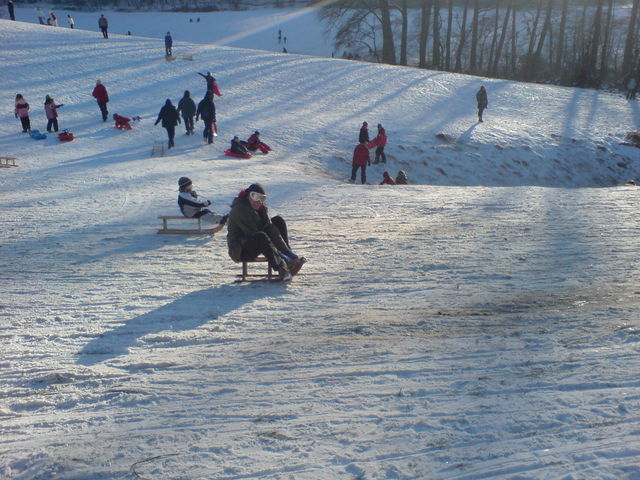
left=1, top=19, right=639, bottom=480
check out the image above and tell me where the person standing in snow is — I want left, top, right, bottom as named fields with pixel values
left=379, top=171, right=395, bottom=185
left=359, top=121, right=369, bottom=144
left=8, top=0, right=15, bottom=21
left=44, top=95, right=63, bottom=133
left=196, top=90, right=216, bottom=144
left=98, top=14, right=108, bottom=38
left=50, top=11, right=58, bottom=26
left=154, top=99, right=180, bottom=149
left=226, top=183, right=305, bottom=282
left=14, top=94, right=31, bottom=133
left=476, top=85, right=488, bottom=122
left=395, top=170, right=408, bottom=185
left=177, top=177, right=228, bottom=225
left=35, top=7, right=45, bottom=24
left=164, top=31, right=173, bottom=57
left=177, top=90, right=196, bottom=135
left=92, top=80, right=109, bottom=122
left=369, top=123, right=387, bottom=164
left=67, top=14, right=74, bottom=28
left=350, top=139, right=370, bottom=184
left=197, top=72, right=222, bottom=97
left=626, top=78, right=637, bottom=100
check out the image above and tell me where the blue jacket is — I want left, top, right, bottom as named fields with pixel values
left=165, top=35, right=172, bottom=47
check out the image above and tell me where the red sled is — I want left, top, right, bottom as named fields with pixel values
left=58, top=131, right=74, bottom=142
left=224, top=149, right=252, bottom=159
left=116, top=123, right=132, bottom=130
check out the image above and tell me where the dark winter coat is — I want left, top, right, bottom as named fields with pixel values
left=165, top=34, right=172, bottom=47
left=92, top=83, right=109, bottom=104
left=177, top=95, right=196, bottom=117
left=476, top=87, right=488, bottom=109
left=226, top=193, right=289, bottom=262
left=155, top=100, right=180, bottom=128
left=359, top=125, right=369, bottom=143
left=196, top=94, right=216, bottom=121
left=352, top=143, right=370, bottom=167
left=230, top=138, right=249, bottom=155
left=395, top=171, right=408, bottom=185
left=98, top=15, right=108, bottom=28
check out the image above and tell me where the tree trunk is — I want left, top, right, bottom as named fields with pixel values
left=454, top=0, right=469, bottom=72
left=379, top=0, right=396, bottom=64
left=589, top=0, right=604, bottom=86
left=532, top=0, right=554, bottom=78
left=599, top=0, right=614, bottom=85
left=487, top=0, right=501, bottom=76
left=419, top=0, right=433, bottom=68
left=622, top=0, right=640, bottom=80
left=511, top=3, right=516, bottom=77
left=491, top=0, right=512, bottom=77
left=554, top=0, right=568, bottom=76
left=432, top=0, right=441, bottom=69
left=400, top=0, right=408, bottom=65
left=445, top=0, right=453, bottom=71
left=469, top=0, right=479, bottom=73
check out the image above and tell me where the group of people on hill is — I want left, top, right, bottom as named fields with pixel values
left=14, top=93, right=64, bottom=134
left=177, top=177, right=305, bottom=282
left=350, top=122, right=389, bottom=184
left=33, top=7, right=74, bottom=28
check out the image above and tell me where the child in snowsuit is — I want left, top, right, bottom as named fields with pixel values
left=380, top=171, right=395, bottom=185
left=369, top=124, right=387, bottom=164
left=44, top=95, right=63, bottom=132
left=476, top=86, right=488, bottom=122
left=177, top=90, right=196, bottom=135
left=196, top=91, right=216, bottom=144
left=113, top=113, right=140, bottom=130
left=226, top=183, right=306, bottom=282
left=230, top=136, right=249, bottom=156
left=177, top=177, right=227, bottom=224
left=154, top=99, right=180, bottom=149
left=395, top=170, right=408, bottom=185
left=197, top=72, right=222, bottom=97
left=15, top=94, right=31, bottom=133
left=246, top=131, right=271, bottom=153
left=350, top=139, right=370, bottom=184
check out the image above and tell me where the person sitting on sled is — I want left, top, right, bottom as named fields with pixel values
left=177, top=177, right=228, bottom=225
left=230, top=136, right=250, bottom=156
left=112, top=113, right=140, bottom=130
left=395, top=170, right=408, bottom=185
left=246, top=131, right=272, bottom=154
left=226, top=183, right=305, bottom=282
left=379, top=171, right=395, bottom=185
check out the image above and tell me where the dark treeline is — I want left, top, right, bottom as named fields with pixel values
left=24, top=0, right=307, bottom=11
left=321, top=0, right=640, bottom=89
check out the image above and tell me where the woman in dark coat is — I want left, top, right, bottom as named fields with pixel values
left=154, top=99, right=180, bottom=149
left=177, top=90, right=196, bottom=135
left=476, top=86, right=488, bottom=122
left=196, top=91, right=216, bottom=144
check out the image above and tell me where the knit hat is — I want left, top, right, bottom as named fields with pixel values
left=363, top=121, right=368, bottom=126
left=246, top=183, right=265, bottom=195
left=178, top=176, right=192, bottom=189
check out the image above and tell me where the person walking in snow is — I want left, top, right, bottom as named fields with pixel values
left=35, top=7, right=45, bottom=24
left=359, top=121, right=369, bottom=144
left=92, top=80, right=109, bottom=122
left=380, top=171, right=395, bottom=185
left=8, top=0, right=15, bottom=21
left=98, top=14, right=108, bottom=38
left=177, top=90, right=196, bottom=135
left=164, top=31, right=173, bottom=57
left=226, top=183, right=306, bottom=282
left=395, top=170, right=408, bottom=185
left=196, top=90, right=216, bottom=144
left=197, top=72, right=222, bottom=97
left=154, top=99, right=180, bottom=149
left=350, top=139, right=370, bottom=184
left=246, top=131, right=271, bottom=154
left=14, top=94, right=31, bottom=133
left=476, top=85, right=488, bottom=122
left=177, top=177, right=228, bottom=225
left=369, top=123, right=387, bottom=164
left=44, top=95, right=63, bottom=133
left=50, top=11, right=58, bottom=26
left=626, top=77, right=637, bottom=100
left=67, top=14, right=74, bottom=28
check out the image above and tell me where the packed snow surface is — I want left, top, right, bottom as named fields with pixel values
left=1, top=15, right=640, bottom=480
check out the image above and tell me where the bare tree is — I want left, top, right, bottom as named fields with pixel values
left=622, top=0, right=640, bottom=80
left=469, top=0, right=480, bottom=73
left=454, top=0, right=470, bottom=72
left=445, top=0, right=453, bottom=71
left=419, top=0, right=432, bottom=68
left=432, top=0, right=441, bottom=68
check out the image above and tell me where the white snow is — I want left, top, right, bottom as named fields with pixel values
left=1, top=11, right=640, bottom=480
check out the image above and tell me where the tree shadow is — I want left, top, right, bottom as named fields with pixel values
left=77, top=283, right=282, bottom=366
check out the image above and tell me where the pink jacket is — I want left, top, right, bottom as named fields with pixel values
left=45, top=102, right=62, bottom=119
left=15, top=101, right=30, bottom=118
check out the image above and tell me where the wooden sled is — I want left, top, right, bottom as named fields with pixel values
left=157, top=216, right=224, bottom=235
left=0, top=157, right=17, bottom=168
left=235, top=256, right=276, bottom=282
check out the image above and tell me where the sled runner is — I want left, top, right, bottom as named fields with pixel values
left=224, top=149, right=252, bottom=159
left=157, top=215, right=224, bottom=235
left=0, top=156, right=17, bottom=168
left=29, top=130, right=46, bottom=140
left=58, top=130, right=74, bottom=142
left=235, top=257, right=275, bottom=282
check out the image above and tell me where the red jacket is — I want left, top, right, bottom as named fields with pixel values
left=369, top=128, right=387, bottom=148
left=114, top=114, right=131, bottom=128
left=92, top=84, right=109, bottom=103
left=380, top=171, right=395, bottom=185
left=352, top=143, right=370, bottom=166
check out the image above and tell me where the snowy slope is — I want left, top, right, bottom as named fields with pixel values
left=1, top=19, right=640, bottom=480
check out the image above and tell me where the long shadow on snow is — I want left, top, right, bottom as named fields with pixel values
left=77, top=284, right=281, bottom=366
